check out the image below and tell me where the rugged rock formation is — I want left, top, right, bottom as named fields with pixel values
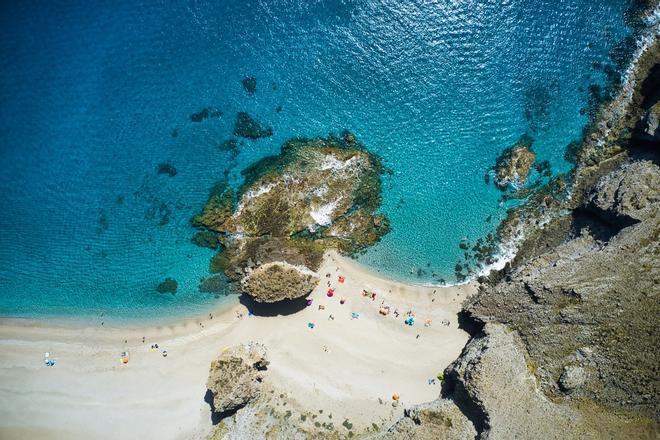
left=582, top=160, right=659, bottom=225
left=493, top=134, right=536, bottom=190
left=193, top=132, right=389, bottom=302
left=241, top=262, right=319, bottom=303
left=467, top=159, right=660, bottom=420
left=206, top=343, right=269, bottom=414
left=388, top=323, right=654, bottom=439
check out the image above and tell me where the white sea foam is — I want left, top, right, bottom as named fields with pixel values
left=309, top=200, right=339, bottom=226
left=319, top=155, right=356, bottom=171
left=233, top=183, right=275, bottom=217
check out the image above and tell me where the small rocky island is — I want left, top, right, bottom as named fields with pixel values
left=192, top=132, right=390, bottom=302
left=492, top=134, right=536, bottom=190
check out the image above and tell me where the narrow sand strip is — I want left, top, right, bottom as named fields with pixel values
left=0, top=252, right=475, bottom=440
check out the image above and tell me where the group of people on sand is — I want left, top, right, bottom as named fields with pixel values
left=311, top=273, right=441, bottom=334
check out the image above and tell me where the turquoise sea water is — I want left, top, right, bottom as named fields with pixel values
left=0, top=1, right=634, bottom=320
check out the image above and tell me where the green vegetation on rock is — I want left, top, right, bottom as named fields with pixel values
left=192, top=132, right=390, bottom=302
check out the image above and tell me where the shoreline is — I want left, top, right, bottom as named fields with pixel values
left=0, top=248, right=481, bottom=330
left=0, top=251, right=477, bottom=439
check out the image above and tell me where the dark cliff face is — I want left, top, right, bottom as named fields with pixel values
left=461, top=38, right=660, bottom=430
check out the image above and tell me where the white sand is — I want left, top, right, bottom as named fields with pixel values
left=0, top=252, right=476, bottom=440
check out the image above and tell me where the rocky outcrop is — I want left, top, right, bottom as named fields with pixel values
left=493, top=134, right=536, bottom=190
left=387, top=399, right=476, bottom=440
left=192, top=133, right=389, bottom=302
left=241, top=262, right=319, bottom=303
left=388, top=323, right=654, bottom=439
left=206, top=343, right=269, bottom=414
left=467, top=158, right=659, bottom=422
left=582, top=160, right=660, bottom=225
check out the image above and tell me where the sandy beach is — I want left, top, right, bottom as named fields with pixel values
left=0, top=252, right=476, bottom=440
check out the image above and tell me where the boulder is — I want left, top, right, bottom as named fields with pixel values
left=241, top=262, right=319, bottom=303
left=387, top=399, right=476, bottom=440
left=584, top=160, right=660, bottom=225
left=559, top=366, right=587, bottom=393
left=206, top=343, right=269, bottom=414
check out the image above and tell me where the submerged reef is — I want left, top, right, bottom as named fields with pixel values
left=190, top=107, right=223, bottom=123
left=199, top=275, right=229, bottom=295
left=157, top=162, right=177, bottom=177
left=523, top=81, right=559, bottom=133
left=156, top=277, right=177, bottom=294
left=241, top=76, right=257, bottom=95
left=233, top=112, right=273, bottom=139
left=192, top=131, right=389, bottom=302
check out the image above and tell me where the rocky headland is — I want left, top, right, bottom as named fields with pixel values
left=192, top=131, right=390, bottom=303
left=388, top=19, right=660, bottom=440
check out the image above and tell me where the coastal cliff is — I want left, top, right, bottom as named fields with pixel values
left=388, top=22, right=660, bottom=440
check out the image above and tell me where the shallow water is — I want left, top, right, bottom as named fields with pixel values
left=0, top=1, right=633, bottom=320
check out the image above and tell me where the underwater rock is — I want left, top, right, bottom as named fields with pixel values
left=199, top=275, right=228, bottom=294
left=97, top=209, right=109, bottom=233
left=523, top=81, right=558, bottom=133
left=242, top=76, right=257, bottom=95
left=190, top=107, right=222, bottom=123
left=191, top=231, right=221, bottom=250
left=242, top=262, right=319, bottom=303
left=192, top=132, right=389, bottom=302
left=145, top=201, right=171, bottom=226
left=218, top=138, right=240, bottom=159
left=156, top=277, right=177, bottom=294
left=219, top=138, right=238, bottom=152
left=157, top=162, right=177, bottom=177
left=233, top=112, right=273, bottom=139
left=206, top=342, right=269, bottom=414
left=493, top=134, right=536, bottom=190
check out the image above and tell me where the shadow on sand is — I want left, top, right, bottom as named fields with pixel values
left=238, top=294, right=308, bottom=317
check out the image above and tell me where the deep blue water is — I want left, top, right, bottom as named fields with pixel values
left=0, top=1, right=633, bottom=320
